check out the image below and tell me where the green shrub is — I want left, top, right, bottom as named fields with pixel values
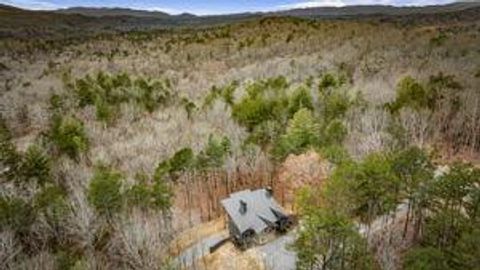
left=319, top=145, right=350, bottom=165
left=197, top=135, right=231, bottom=169
left=318, top=72, right=347, bottom=95
left=231, top=75, right=351, bottom=158
left=56, top=251, right=83, bottom=270
left=34, top=185, right=68, bottom=224
left=267, top=76, right=289, bottom=90
left=272, top=108, right=321, bottom=160
left=323, top=119, right=348, bottom=146
left=94, top=97, right=117, bottom=124
left=0, top=117, right=21, bottom=180
left=155, top=148, right=195, bottom=181
left=391, top=146, right=433, bottom=187
left=404, top=246, right=449, bottom=270
left=203, top=85, right=222, bottom=109
left=399, top=76, right=428, bottom=109
left=386, top=118, right=409, bottom=150
left=246, top=120, right=283, bottom=149
left=314, top=73, right=353, bottom=122
left=430, top=32, right=447, bottom=46
left=287, top=86, right=313, bottom=118
left=34, top=185, right=66, bottom=209
left=386, top=76, right=426, bottom=113
left=426, top=72, right=463, bottom=112
left=169, top=148, right=195, bottom=173
left=452, top=228, right=480, bottom=269
left=294, top=190, right=374, bottom=270
left=126, top=173, right=152, bottom=210
left=318, top=73, right=338, bottom=93
left=232, top=77, right=290, bottom=131
left=127, top=172, right=173, bottom=211
left=399, top=163, right=480, bottom=269
left=155, top=138, right=232, bottom=179
left=21, top=144, right=51, bottom=186
left=134, top=78, right=172, bottom=113
left=72, top=72, right=172, bottom=122
left=154, top=160, right=172, bottom=180
left=405, top=230, right=480, bottom=270
left=322, top=91, right=351, bottom=122
left=126, top=183, right=152, bottom=210
left=49, top=94, right=65, bottom=113
left=2, top=121, right=53, bottom=187
left=386, top=74, right=462, bottom=114
left=96, top=71, right=113, bottom=92
left=202, top=82, right=238, bottom=109
left=74, top=75, right=97, bottom=107
left=181, top=97, right=197, bottom=120
left=87, top=165, right=124, bottom=216
left=220, top=82, right=237, bottom=106
left=0, top=196, right=35, bottom=232
left=151, top=178, right=173, bottom=210
left=232, top=95, right=276, bottom=131
left=347, top=153, right=400, bottom=224
left=49, top=115, right=89, bottom=159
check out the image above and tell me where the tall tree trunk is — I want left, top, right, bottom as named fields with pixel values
left=403, top=200, right=411, bottom=239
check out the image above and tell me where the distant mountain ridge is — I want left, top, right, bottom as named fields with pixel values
left=1, top=2, right=480, bottom=39
left=29, top=1, right=480, bottom=18
left=56, top=7, right=170, bottom=18
left=275, top=1, right=480, bottom=17
left=55, top=7, right=198, bottom=19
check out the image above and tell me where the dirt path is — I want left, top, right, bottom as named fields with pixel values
left=174, top=231, right=229, bottom=269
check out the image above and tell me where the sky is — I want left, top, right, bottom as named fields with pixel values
left=1, top=0, right=464, bottom=15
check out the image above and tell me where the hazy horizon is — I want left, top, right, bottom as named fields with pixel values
left=1, top=0, right=468, bottom=15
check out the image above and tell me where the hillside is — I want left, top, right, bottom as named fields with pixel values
left=2, top=2, right=480, bottom=39
left=55, top=7, right=173, bottom=18
left=1, top=3, right=480, bottom=270
left=277, top=1, right=480, bottom=17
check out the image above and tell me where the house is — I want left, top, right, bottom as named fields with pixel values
left=220, top=188, right=292, bottom=248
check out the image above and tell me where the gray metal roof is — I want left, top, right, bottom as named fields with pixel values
left=221, top=188, right=287, bottom=235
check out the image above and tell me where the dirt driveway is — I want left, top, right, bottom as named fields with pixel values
left=174, top=229, right=297, bottom=270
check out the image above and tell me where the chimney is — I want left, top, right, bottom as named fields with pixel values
left=239, top=200, right=247, bottom=214
left=266, top=186, right=273, bottom=198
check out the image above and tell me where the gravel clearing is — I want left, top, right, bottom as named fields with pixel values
left=258, top=232, right=297, bottom=270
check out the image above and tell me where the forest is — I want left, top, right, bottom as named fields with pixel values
left=1, top=3, right=480, bottom=270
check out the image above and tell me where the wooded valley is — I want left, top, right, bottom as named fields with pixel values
left=1, top=3, right=480, bottom=269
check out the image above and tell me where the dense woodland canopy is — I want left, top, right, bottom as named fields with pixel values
left=1, top=3, right=480, bottom=270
